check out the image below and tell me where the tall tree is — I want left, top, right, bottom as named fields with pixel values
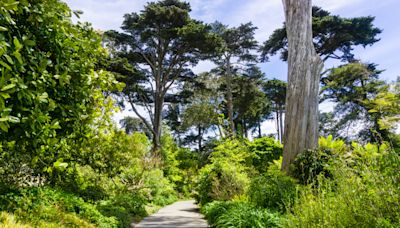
left=211, top=22, right=258, bottom=137
left=232, top=66, right=271, bottom=138
left=281, top=0, right=323, bottom=173
left=105, top=0, right=220, bottom=155
left=263, top=79, right=287, bottom=142
left=320, top=62, right=388, bottom=142
left=261, top=6, right=381, bottom=63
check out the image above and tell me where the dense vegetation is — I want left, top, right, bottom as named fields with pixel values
left=0, top=0, right=399, bottom=227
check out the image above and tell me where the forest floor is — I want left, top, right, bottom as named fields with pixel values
left=134, top=200, right=208, bottom=228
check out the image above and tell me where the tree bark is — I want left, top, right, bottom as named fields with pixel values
left=198, top=125, right=202, bottom=151
left=279, top=108, right=284, bottom=143
left=152, top=91, right=163, bottom=156
left=281, top=0, right=324, bottom=174
left=225, top=57, right=236, bottom=137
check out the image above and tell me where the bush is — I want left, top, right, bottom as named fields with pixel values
left=286, top=144, right=400, bottom=227
left=248, top=164, right=298, bottom=212
left=143, top=169, right=178, bottom=206
left=291, top=136, right=347, bottom=184
left=0, top=212, right=30, bottom=228
left=0, top=187, right=117, bottom=227
left=195, top=162, right=249, bottom=205
left=248, top=137, right=282, bottom=173
left=202, top=201, right=281, bottom=228
left=97, top=193, right=147, bottom=227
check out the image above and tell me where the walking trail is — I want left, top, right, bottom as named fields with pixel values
left=135, top=200, right=208, bottom=228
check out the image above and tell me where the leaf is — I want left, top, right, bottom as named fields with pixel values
left=7, top=116, right=20, bottom=123
left=13, top=37, right=22, bottom=50
left=13, top=51, right=23, bottom=64
left=0, top=61, right=12, bottom=71
left=0, top=27, right=8, bottom=32
left=1, top=83, right=15, bottom=91
left=0, top=122, right=9, bottom=132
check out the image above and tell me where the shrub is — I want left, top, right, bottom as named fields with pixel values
left=286, top=145, right=400, bottom=227
left=0, top=187, right=117, bottom=227
left=0, top=212, right=30, bottom=228
left=248, top=137, right=283, bottom=173
left=195, top=162, right=249, bottom=205
left=291, top=136, right=347, bottom=184
left=248, top=164, right=298, bottom=212
left=143, top=169, right=178, bottom=206
left=202, top=201, right=281, bottom=228
left=97, top=193, right=147, bottom=227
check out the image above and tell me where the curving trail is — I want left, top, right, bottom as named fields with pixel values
left=134, top=200, right=208, bottom=228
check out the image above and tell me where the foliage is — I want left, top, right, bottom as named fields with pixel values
left=0, top=212, right=30, bottom=228
left=291, top=136, right=347, bottom=184
left=0, top=187, right=117, bottom=227
left=320, top=63, right=389, bottom=142
left=105, top=0, right=222, bottom=152
left=248, top=164, right=297, bottom=212
left=261, top=6, right=381, bottom=62
left=202, top=201, right=281, bottom=228
left=285, top=144, right=400, bottom=227
left=248, top=137, right=282, bottom=173
left=0, top=0, right=122, bottom=185
left=97, top=193, right=147, bottom=228
left=195, top=162, right=249, bottom=206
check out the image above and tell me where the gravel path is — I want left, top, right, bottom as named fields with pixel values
left=134, top=200, right=208, bottom=228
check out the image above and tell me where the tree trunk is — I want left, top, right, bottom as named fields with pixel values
left=225, top=57, right=235, bottom=137
left=198, top=125, right=202, bottom=151
left=152, top=91, right=163, bottom=156
left=276, top=109, right=280, bottom=142
left=279, top=108, right=284, bottom=143
left=281, top=0, right=323, bottom=174
left=258, top=120, right=262, bottom=138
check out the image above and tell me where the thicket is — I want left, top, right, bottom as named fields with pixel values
left=196, top=136, right=400, bottom=227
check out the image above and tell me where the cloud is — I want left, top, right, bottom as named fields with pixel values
left=63, top=0, right=148, bottom=31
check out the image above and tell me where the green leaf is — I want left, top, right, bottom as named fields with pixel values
left=13, top=51, right=23, bottom=64
left=0, top=61, right=11, bottom=71
left=13, top=37, right=22, bottom=50
left=0, top=122, right=8, bottom=132
left=1, top=83, right=15, bottom=91
left=0, top=27, right=8, bottom=32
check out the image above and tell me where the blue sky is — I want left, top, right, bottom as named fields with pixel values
left=63, top=0, right=400, bottom=136
left=64, top=0, right=400, bottom=82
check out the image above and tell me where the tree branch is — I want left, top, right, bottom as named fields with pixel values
left=127, top=94, right=156, bottom=135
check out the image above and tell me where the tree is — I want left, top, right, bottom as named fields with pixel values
left=261, top=6, right=381, bottom=63
left=280, top=0, right=323, bottom=173
left=321, top=62, right=389, bottom=142
left=211, top=22, right=258, bottom=136
left=263, top=79, right=287, bottom=142
left=105, top=0, right=220, bottom=155
left=232, top=66, right=271, bottom=138
left=179, top=72, right=222, bottom=150
left=120, top=116, right=151, bottom=137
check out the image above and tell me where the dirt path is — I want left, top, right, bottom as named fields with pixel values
left=134, top=200, right=208, bottom=228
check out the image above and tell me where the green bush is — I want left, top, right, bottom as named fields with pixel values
left=195, top=162, right=249, bottom=205
left=248, top=164, right=297, bottom=212
left=286, top=144, right=400, bottom=227
left=248, top=137, right=282, bottom=173
left=291, top=136, right=347, bottom=184
left=202, top=201, right=281, bottom=228
left=97, top=193, right=147, bottom=227
left=0, top=187, right=117, bottom=227
left=143, top=169, right=178, bottom=206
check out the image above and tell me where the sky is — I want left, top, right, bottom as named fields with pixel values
left=63, top=0, right=400, bottom=136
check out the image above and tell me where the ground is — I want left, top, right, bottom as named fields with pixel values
left=135, top=200, right=208, bottom=228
